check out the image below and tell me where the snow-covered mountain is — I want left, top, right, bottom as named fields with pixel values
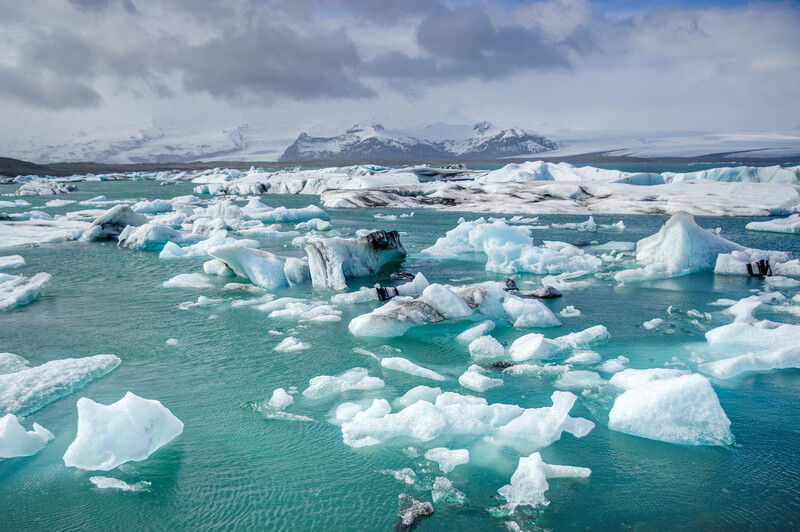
left=279, top=122, right=558, bottom=162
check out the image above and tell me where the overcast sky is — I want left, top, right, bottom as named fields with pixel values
left=1, top=0, right=799, bottom=148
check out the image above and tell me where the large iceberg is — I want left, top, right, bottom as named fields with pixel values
left=0, top=354, right=121, bottom=416
left=497, top=451, right=591, bottom=514
left=699, top=323, right=800, bottom=379
left=614, top=214, right=743, bottom=282
left=306, top=230, right=406, bottom=290
left=208, top=244, right=309, bottom=289
left=63, top=392, right=183, bottom=471
left=608, top=373, right=733, bottom=445
left=79, top=205, right=147, bottom=242
left=0, top=414, right=54, bottom=458
left=0, top=272, right=53, bottom=311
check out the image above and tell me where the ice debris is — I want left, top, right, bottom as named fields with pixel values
left=509, top=325, right=609, bottom=362
left=162, top=273, right=214, bottom=289
left=381, top=357, right=445, bottom=381
left=468, top=336, right=504, bottom=360
left=274, top=337, right=311, bottom=352
left=89, top=477, right=152, bottom=492
left=424, top=447, right=469, bottom=473
left=78, top=205, right=147, bottom=242
left=302, top=368, right=385, bottom=400
left=699, top=322, right=800, bottom=379
left=394, top=494, right=433, bottom=532
left=63, top=392, right=184, bottom=471
left=745, top=214, right=800, bottom=234
left=267, top=388, right=294, bottom=410
left=458, top=364, right=503, bottom=392
left=0, top=272, right=52, bottom=311
left=0, top=255, right=26, bottom=271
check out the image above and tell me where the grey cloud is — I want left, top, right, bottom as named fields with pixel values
left=26, top=32, right=97, bottom=77
left=0, top=67, right=102, bottom=109
left=69, top=0, right=136, bottom=13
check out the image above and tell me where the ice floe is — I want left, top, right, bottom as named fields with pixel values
left=0, top=414, right=54, bottom=458
left=381, top=357, right=445, bottom=381
left=699, top=322, right=800, bottom=379
left=608, top=373, right=733, bottom=445
left=0, top=354, right=121, bottom=416
left=162, top=273, right=214, bottom=289
left=746, top=214, right=800, bottom=234
left=0, top=255, right=26, bottom=271
left=89, top=477, right=152, bottom=492
left=302, top=368, right=385, bottom=399
left=63, top=392, right=184, bottom=471
left=0, top=272, right=52, bottom=311
left=273, top=337, right=311, bottom=352
left=78, top=205, right=147, bottom=242
left=458, top=364, right=503, bottom=392
left=424, top=447, right=469, bottom=473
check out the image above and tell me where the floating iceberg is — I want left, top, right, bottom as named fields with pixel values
left=348, top=297, right=446, bottom=337
left=554, top=370, right=606, bottom=391
left=458, top=364, right=503, bottom=392
left=0, top=272, right=52, bottom=311
left=79, top=205, right=147, bottom=242
left=608, top=374, right=733, bottom=445
left=340, top=390, right=594, bottom=453
left=208, top=244, right=308, bottom=289
left=306, top=230, right=406, bottom=290
left=267, top=388, right=294, bottom=410
left=273, top=337, right=311, bottom=352
left=699, top=323, right=800, bottom=378
left=424, top=447, right=469, bottom=473
left=614, top=214, right=743, bottom=282
left=0, top=354, right=121, bottom=416
left=162, top=273, right=214, bottom=289
left=745, top=214, right=800, bottom=234
left=381, top=357, right=445, bottom=381
left=497, top=452, right=591, bottom=514
left=0, top=414, right=54, bottom=458
left=118, top=222, right=197, bottom=251
left=63, top=392, right=184, bottom=471
left=714, top=249, right=800, bottom=278
left=395, top=385, right=442, bottom=408
left=302, top=367, right=385, bottom=399
left=89, top=477, right=152, bottom=492
left=468, top=335, right=504, bottom=360
left=457, top=320, right=496, bottom=344
left=0, top=255, right=26, bottom=271
left=509, top=325, right=609, bottom=362
left=160, top=232, right=259, bottom=259
left=16, top=180, right=76, bottom=196
left=0, top=219, right=89, bottom=249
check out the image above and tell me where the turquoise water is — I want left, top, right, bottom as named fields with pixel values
left=1, top=180, right=799, bottom=530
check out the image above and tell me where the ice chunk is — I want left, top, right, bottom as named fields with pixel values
left=502, top=295, right=561, bottom=328
left=746, top=214, right=800, bottom=234
left=381, top=357, right=445, bottom=381
left=0, top=219, right=89, bottom=249
left=63, top=392, right=184, bottom=471
left=598, top=356, right=629, bottom=374
left=0, top=354, right=120, bottom=416
left=497, top=452, right=591, bottom=514
left=424, top=447, right=469, bottom=473
left=0, top=255, right=26, bottom=271
left=162, top=273, right=213, bottom=289
left=395, top=386, right=441, bottom=408
left=714, top=249, right=800, bottom=278
left=16, top=180, right=75, bottom=196
left=456, top=320, right=496, bottom=344
left=89, top=477, right=151, bottom=492
left=614, top=214, right=743, bottom=282
left=160, top=233, right=259, bottom=259
left=305, top=230, right=406, bottom=290
left=458, top=364, right=503, bottom=392
left=341, top=390, right=593, bottom=452
left=0, top=272, right=53, bottom=311
left=203, top=258, right=235, bottom=277
left=0, top=414, right=54, bottom=458
left=0, top=352, right=29, bottom=374
left=431, top=476, right=466, bottom=504
left=118, top=222, right=194, bottom=251
left=643, top=318, right=663, bottom=329
left=420, top=284, right=472, bottom=319
left=564, top=351, right=601, bottom=365
left=559, top=305, right=581, bottom=317
left=395, top=495, right=433, bottom=531
left=608, top=374, right=733, bottom=445
left=295, top=218, right=332, bottom=231
left=609, top=368, right=690, bottom=390
left=273, top=337, right=310, bottom=352
left=348, top=297, right=445, bottom=338
left=554, top=370, right=605, bottom=391
left=0, top=199, right=31, bottom=208
left=302, top=367, right=385, bottom=399
left=79, top=205, right=147, bottom=242
left=131, top=199, right=173, bottom=214
left=267, top=388, right=294, bottom=410
left=509, top=325, right=609, bottom=362
left=468, top=336, right=505, bottom=360
left=208, top=244, right=308, bottom=289
left=699, top=322, right=800, bottom=378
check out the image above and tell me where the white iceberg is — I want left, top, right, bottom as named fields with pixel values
left=608, top=374, right=733, bottom=445
left=0, top=354, right=121, bottom=416
left=458, top=364, right=503, bottom=392
left=424, top=447, right=469, bottom=473
left=0, top=272, right=52, bottom=311
left=381, top=357, right=445, bottom=381
left=63, top=392, right=184, bottom=471
left=79, top=205, right=147, bottom=242
left=699, top=322, right=800, bottom=379
left=497, top=452, right=591, bottom=514
left=0, top=255, right=26, bottom=271
left=0, top=414, right=54, bottom=458
left=208, top=244, right=309, bottom=289
left=302, top=368, right=385, bottom=399
left=745, top=214, right=800, bottom=234
left=468, top=336, right=504, bottom=360
left=162, top=273, right=213, bottom=289
left=89, top=477, right=152, bottom=492
left=273, top=337, right=311, bottom=352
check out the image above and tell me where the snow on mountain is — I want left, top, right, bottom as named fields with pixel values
left=279, top=122, right=558, bottom=162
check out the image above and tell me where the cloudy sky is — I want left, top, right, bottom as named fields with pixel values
left=1, top=0, right=799, bottom=153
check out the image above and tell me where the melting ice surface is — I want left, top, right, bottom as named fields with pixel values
left=1, top=175, right=799, bottom=530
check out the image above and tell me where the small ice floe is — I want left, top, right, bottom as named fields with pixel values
left=458, top=365, right=503, bottom=393
left=302, top=368, right=384, bottom=400
left=63, top=392, right=184, bottom=471
left=468, top=336, right=504, bottom=361
left=380, top=357, right=445, bottom=381
left=162, top=273, right=214, bottom=289
left=0, top=414, right=54, bottom=458
left=89, top=477, right=152, bottom=492
left=273, top=337, right=310, bottom=352
left=424, top=447, right=469, bottom=474
left=0, top=272, right=52, bottom=311
left=508, top=325, right=609, bottom=362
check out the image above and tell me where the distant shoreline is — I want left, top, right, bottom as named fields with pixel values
left=2, top=151, right=799, bottom=179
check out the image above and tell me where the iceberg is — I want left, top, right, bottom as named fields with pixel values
left=0, top=354, right=121, bottom=416
left=456, top=320, right=496, bottom=344
left=509, top=325, right=609, bottom=362
left=554, top=370, right=606, bottom=391
left=302, top=367, right=385, bottom=399
left=159, top=233, right=259, bottom=259
left=273, top=337, right=311, bottom=352
left=267, top=388, right=294, bottom=410
left=458, top=364, right=503, bottom=392
left=502, top=296, right=561, bottom=328
left=340, top=390, right=593, bottom=453
left=419, top=284, right=473, bottom=320
left=89, top=477, right=152, bottom=492
left=63, top=392, right=184, bottom=471
left=78, top=205, right=147, bottom=242
left=381, top=357, right=445, bottom=381
left=699, top=322, right=800, bottom=378
left=745, top=214, right=800, bottom=234
left=0, top=272, right=52, bottom=311
left=305, top=230, right=406, bottom=290
left=468, top=335, right=504, bottom=360
left=424, top=447, right=469, bottom=473
left=162, top=273, right=213, bottom=289
left=16, top=180, right=76, bottom=196
left=497, top=452, right=591, bottom=514
left=608, top=374, right=733, bottom=445
left=614, top=214, right=743, bottom=282
left=0, top=219, right=89, bottom=249
left=0, top=414, right=54, bottom=458
left=348, top=297, right=446, bottom=337
left=118, top=222, right=197, bottom=251
left=395, top=385, right=442, bottom=408
left=0, top=255, right=26, bottom=271
left=208, top=244, right=309, bottom=289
